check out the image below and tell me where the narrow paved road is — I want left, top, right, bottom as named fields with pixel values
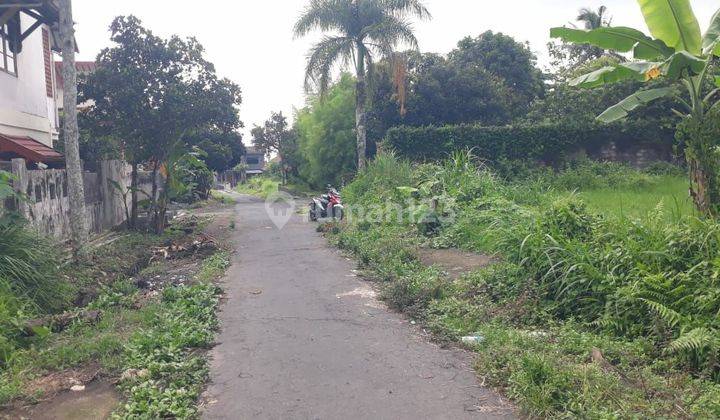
left=203, top=194, right=514, bottom=420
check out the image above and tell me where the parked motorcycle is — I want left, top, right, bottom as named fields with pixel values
left=309, top=185, right=344, bottom=221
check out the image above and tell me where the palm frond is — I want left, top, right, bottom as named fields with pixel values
left=363, top=15, right=419, bottom=54
left=294, top=0, right=351, bottom=37
left=376, top=0, right=431, bottom=20
left=640, top=298, right=683, bottom=327
left=666, top=327, right=716, bottom=354
left=304, top=36, right=355, bottom=94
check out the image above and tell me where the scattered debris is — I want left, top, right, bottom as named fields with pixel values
left=120, top=369, right=150, bottom=382
left=249, top=289, right=263, bottom=295
left=70, top=385, right=86, bottom=392
left=150, top=233, right=219, bottom=262
left=418, top=248, right=494, bottom=280
left=24, top=309, right=102, bottom=336
left=22, top=365, right=101, bottom=402
left=461, top=335, right=485, bottom=345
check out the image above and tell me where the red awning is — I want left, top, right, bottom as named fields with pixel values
left=0, top=133, right=64, bottom=164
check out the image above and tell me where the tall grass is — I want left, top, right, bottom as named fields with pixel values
left=0, top=219, right=70, bottom=363
left=330, top=153, right=720, bottom=416
left=235, top=177, right=279, bottom=199
left=579, top=175, right=693, bottom=220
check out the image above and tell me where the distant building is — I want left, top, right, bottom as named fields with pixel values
left=0, top=3, right=62, bottom=150
left=243, top=148, right=266, bottom=176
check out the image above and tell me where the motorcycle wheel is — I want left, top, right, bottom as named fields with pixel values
left=332, top=205, right=344, bottom=221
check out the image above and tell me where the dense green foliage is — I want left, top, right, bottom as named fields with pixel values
left=328, top=152, right=720, bottom=417
left=367, top=31, right=545, bottom=141
left=185, top=130, right=246, bottom=173
left=385, top=120, right=673, bottom=163
left=296, top=74, right=358, bottom=187
left=168, top=151, right=215, bottom=203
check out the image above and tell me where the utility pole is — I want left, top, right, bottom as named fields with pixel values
left=59, top=0, right=88, bottom=255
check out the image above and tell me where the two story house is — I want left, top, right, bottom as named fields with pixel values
left=244, top=147, right=266, bottom=177
left=0, top=1, right=65, bottom=167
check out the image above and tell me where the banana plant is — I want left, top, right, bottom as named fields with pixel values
left=551, top=0, right=720, bottom=215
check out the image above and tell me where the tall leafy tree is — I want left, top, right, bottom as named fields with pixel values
left=449, top=31, right=545, bottom=108
left=294, top=0, right=430, bottom=170
left=251, top=112, right=297, bottom=184
left=552, top=0, right=720, bottom=215
left=367, top=32, right=544, bottom=139
left=81, top=16, right=242, bottom=231
left=296, top=74, right=357, bottom=188
left=185, top=130, right=245, bottom=172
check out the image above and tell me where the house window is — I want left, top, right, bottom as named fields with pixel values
left=246, top=157, right=260, bottom=165
left=0, top=24, right=17, bottom=76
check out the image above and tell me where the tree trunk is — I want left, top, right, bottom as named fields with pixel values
left=130, top=162, right=138, bottom=229
left=154, top=171, right=168, bottom=234
left=689, top=157, right=718, bottom=217
left=59, top=0, right=88, bottom=255
left=150, top=163, right=159, bottom=229
left=682, top=114, right=720, bottom=217
left=355, top=48, right=368, bottom=171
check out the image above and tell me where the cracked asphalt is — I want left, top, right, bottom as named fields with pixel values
left=202, top=194, right=515, bottom=419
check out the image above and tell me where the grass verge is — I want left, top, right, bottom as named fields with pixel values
left=0, top=219, right=231, bottom=419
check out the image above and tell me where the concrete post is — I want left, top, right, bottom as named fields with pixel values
left=98, top=160, right=111, bottom=228
left=99, top=160, right=125, bottom=228
left=10, top=158, right=29, bottom=218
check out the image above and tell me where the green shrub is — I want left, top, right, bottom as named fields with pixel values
left=169, top=152, right=214, bottom=203
left=385, top=121, right=673, bottom=164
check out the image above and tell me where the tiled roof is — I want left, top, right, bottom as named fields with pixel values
left=54, top=61, right=97, bottom=86
left=0, top=133, right=64, bottom=163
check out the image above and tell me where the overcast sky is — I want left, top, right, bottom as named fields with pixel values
left=72, top=0, right=718, bottom=143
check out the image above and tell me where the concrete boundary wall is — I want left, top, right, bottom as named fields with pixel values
left=4, top=159, right=156, bottom=239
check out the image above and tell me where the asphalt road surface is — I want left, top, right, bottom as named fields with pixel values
left=202, top=194, right=515, bottom=420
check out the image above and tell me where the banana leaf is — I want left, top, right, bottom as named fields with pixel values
left=637, top=0, right=701, bottom=54
left=597, top=87, right=675, bottom=122
left=550, top=26, right=673, bottom=59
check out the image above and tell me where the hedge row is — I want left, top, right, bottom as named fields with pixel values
left=384, top=121, right=675, bottom=163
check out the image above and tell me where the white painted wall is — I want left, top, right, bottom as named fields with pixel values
left=0, top=14, right=58, bottom=146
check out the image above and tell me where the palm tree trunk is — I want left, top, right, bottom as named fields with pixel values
left=59, top=0, right=88, bottom=255
left=355, top=49, right=367, bottom=171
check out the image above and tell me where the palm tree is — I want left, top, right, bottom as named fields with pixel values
left=576, top=6, right=608, bottom=30
left=572, top=5, right=614, bottom=65
left=294, top=0, right=430, bottom=170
